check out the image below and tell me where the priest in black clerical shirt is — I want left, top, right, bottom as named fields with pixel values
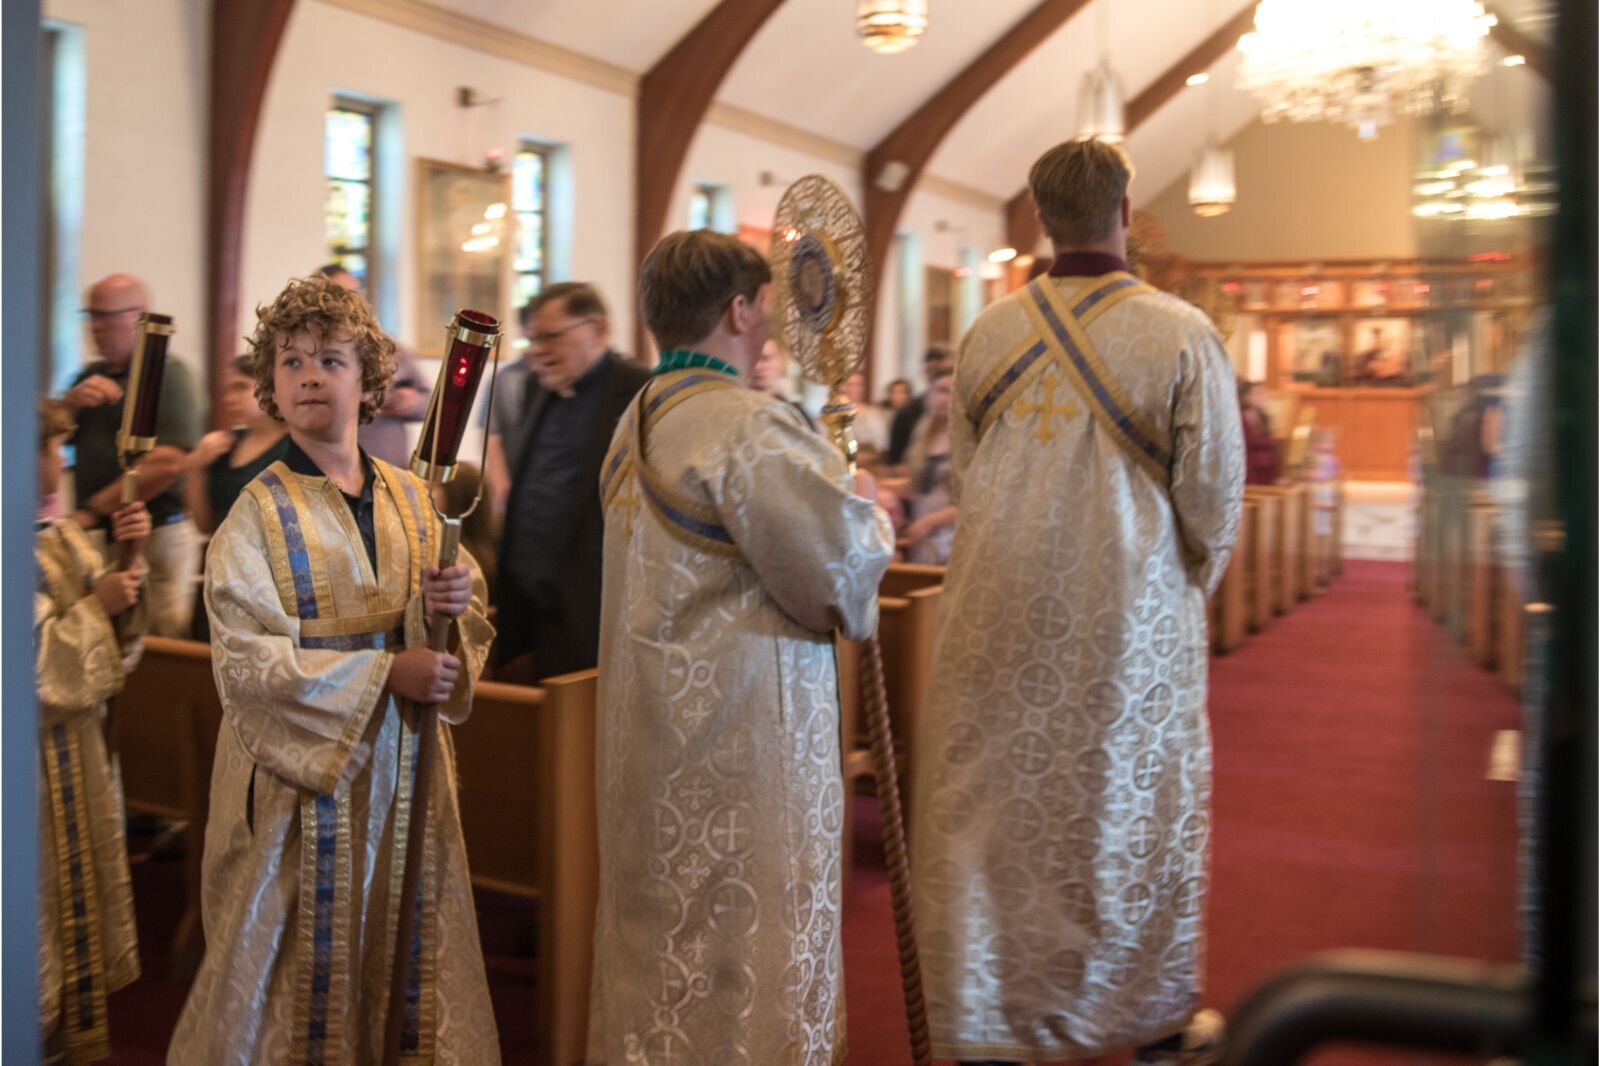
left=495, top=282, right=649, bottom=682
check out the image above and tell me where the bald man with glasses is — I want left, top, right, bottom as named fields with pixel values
left=62, top=273, right=202, bottom=636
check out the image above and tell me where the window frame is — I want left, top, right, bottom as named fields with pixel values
left=513, top=141, right=552, bottom=317
left=325, top=96, right=380, bottom=296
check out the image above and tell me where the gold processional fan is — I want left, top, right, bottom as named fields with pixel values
left=769, top=174, right=931, bottom=1066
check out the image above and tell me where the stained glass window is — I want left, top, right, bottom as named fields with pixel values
left=513, top=144, right=549, bottom=317
left=325, top=101, right=375, bottom=288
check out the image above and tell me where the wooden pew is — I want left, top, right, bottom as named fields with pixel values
left=118, top=636, right=220, bottom=981
left=454, top=671, right=598, bottom=1066
left=1245, top=487, right=1299, bottom=618
left=1242, top=494, right=1277, bottom=632
left=879, top=562, right=946, bottom=600
left=1211, top=507, right=1250, bottom=654
left=837, top=585, right=944, bottom=889
left=1297, top=480, right=1318, bottom=598
left=120, top=643, right=602, bottom=1064
left=1466, top=504, right=1498, bottom=667
left=1497, top=569, right=1525, bottom=692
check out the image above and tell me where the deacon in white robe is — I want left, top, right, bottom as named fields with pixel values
left=586, top=229, right=893, bottom=1066
left=35, top=503, right=147, bottom=1063
left=911, top=139, right=1244, bottom=1064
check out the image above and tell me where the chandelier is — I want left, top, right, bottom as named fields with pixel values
left=857, top=0, right=928, bottom=54
left=1237, top=0, right=1497, bottom=140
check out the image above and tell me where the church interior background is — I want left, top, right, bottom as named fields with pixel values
left=2, top=0, right=1593, bottom=1062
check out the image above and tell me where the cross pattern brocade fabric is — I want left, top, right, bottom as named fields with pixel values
left=588, top=381, right=893, bottom=1066
left=35, top=519, right=143, bottom=1061
left=168, top=459, right=500, bottom=1065
left=910, top=276, right=1245, bottom=1062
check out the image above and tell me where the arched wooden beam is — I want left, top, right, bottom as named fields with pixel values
left=1486, top=8, right=1551, bottom=81
left=1006, top=2, right=1258, bottom=258
left=634, top=0, right=787, bottom=355
left=862, top=0, right=1094, bottom=373
left=206, top=0, right=297, bottom=421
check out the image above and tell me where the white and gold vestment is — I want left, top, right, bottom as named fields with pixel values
left=588, top=370, right=893, bottom=1066
left=35, top=518, right=143, bottom=1063
left=168, top=458, right=499, bottom=1065
left=911, top=273, right=1244, bottom=1061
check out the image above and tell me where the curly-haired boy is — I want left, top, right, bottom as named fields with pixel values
left=169, top=275, right=501, bottom=1064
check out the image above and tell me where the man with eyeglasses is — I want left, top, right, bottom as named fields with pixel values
left=61, top=273, right=202, bottom=637
left=492, top=282, right=648, bottom=682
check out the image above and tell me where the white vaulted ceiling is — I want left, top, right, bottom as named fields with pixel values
left=420, top=0, right=1546, bottom=204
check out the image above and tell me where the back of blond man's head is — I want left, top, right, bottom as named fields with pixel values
left=1028, top=138, right=1135, bottom=247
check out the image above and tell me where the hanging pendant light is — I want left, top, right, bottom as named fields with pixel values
left=1076, top=0, right=1125, bottom=141
left=857, top=0, right=929, bottom=54
left=1188, top=1, right=1236, bottom=217
left=1078, top=63, right=1127, bottom=142
left=1189, top=144, right=1237, bottom=216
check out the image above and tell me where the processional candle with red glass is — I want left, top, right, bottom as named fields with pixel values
left=383, top=309, right=500, bottom=1066
left=114, top=312, right=175, bottom=569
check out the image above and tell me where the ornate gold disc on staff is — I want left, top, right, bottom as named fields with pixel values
left=770, top=173, right=932, bottom=1066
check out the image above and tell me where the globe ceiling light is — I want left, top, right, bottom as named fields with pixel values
left=1189, top=144, right=1237, bottom=217
left=1237, top=0, right=1497, bottom=140
left=857, top=0, right=929, bottom=55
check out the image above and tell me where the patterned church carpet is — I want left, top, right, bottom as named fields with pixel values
left=103, top=560, right=1519, bottom=1063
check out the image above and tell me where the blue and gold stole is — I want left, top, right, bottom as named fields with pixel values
left=242, top=458, right=442, bottom=1064
left=969, top=272, right=1171, bottom=481
left=36, top=521, right=118, bottom=1061
left=600, top=369, right=744, bottom=556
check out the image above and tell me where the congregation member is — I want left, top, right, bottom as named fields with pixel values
left=184, top=356, right=289, bottom=639
left=899, top=363, right=958, bottom=564
left=495, top=282, right=648, bottom=682
left=35, top=398, right=150, bottom=1065
left=480, top=301, right=542, bottom=524
left=1240, top=379, right=1282, bottom=485
left=750, top=338, right=818, bottom=428
left=911, top=137, right=1244, bottom=1066
left=169, top=275, right=499, bottom=1064
left=884, top=376, right=914, bottom=413
left=61, top=273, right=202, bottom=636
left=184, top=356, right=289, bottom=536
left=588, top=230, right=892, bottom=1066
left=843, top=370, right=889, bottom=454
left=886, top=345, right=952, bottom=465
left=318, top=262, right=432, bottom=468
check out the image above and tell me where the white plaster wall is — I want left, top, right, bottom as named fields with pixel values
left=247, top=0, right=636, bottom=352
left=43, top=0, right=210, bottom=380
left=47, top=0, right=1006, bottom=407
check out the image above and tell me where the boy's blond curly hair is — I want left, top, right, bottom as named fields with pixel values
left=244, top=275, right=396, bottom=424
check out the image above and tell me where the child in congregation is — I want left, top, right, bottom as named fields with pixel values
left=34, top=397, right=151, bottom=1065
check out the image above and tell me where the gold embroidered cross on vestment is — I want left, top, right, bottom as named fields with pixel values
left=1015, top=372, right=1081, bottom=444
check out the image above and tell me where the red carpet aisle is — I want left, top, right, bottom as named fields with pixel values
left=103, top=561, right=1518, bottom=1063
left=841, top=561, right=1522, bottom=1065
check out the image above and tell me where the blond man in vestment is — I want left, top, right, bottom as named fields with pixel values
left=587, top=231, right=893, bottom=1065
left=35, top=398, right=149, bottom=1064
left=910, top=138, right=1244, bottom=1066
left=169, top=277, right=499, bottom=1064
